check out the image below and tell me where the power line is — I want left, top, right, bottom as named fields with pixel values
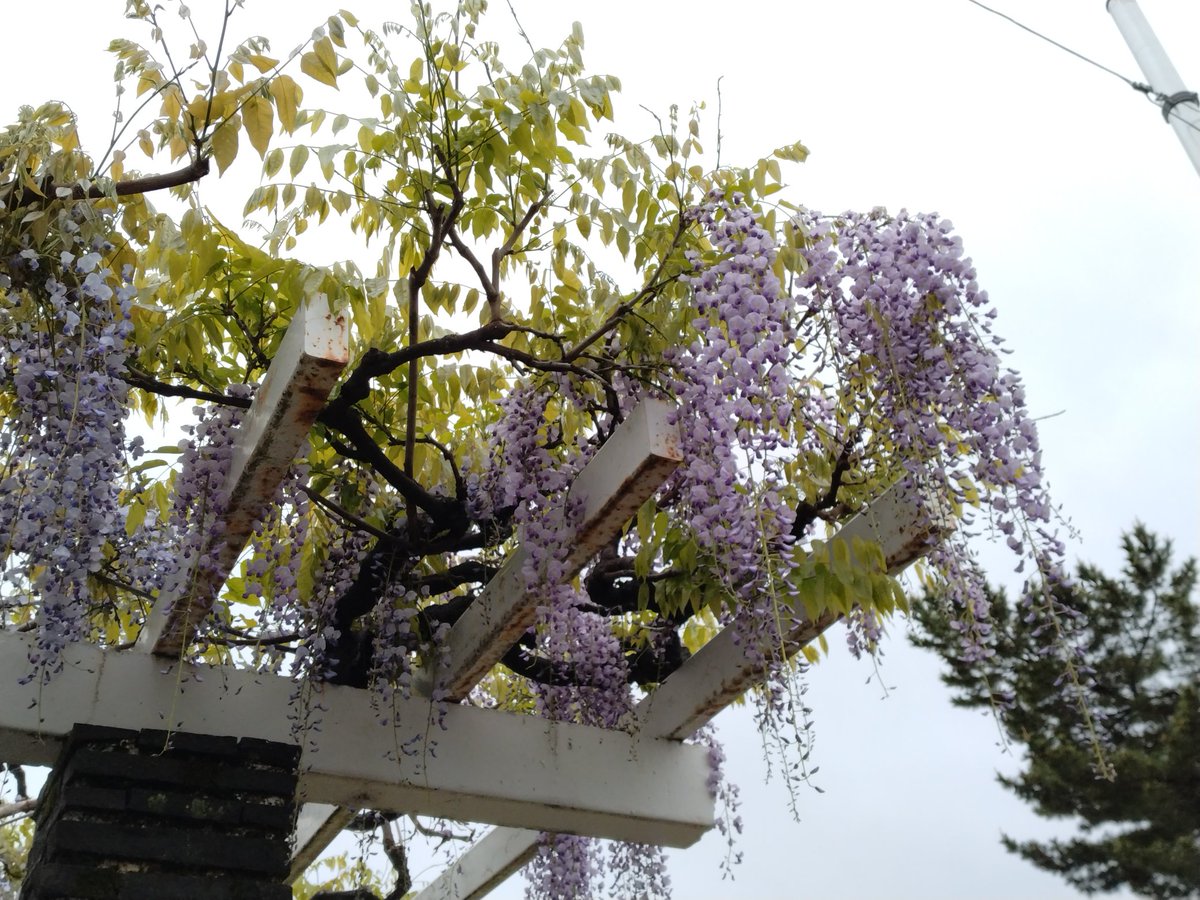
left=964, top=0, right=1200, bottom=136
left=965, top=0, right=1142, bottom=87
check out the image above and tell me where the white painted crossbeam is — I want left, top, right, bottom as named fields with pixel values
left=415, top=826, right=541, bottom=900
left=635, top=479, right=948, bottom=740
left=436, top=398, right=681, bottom=702
left=413, top=481, right=948, bottom=900
left=290, top=804, right=357, bottom=882
left=0, top=630, right=713, bottom=846
left=141, top=300, right=348, bottom=657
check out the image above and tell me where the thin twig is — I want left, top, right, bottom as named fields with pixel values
left=300, top=483, right=395, bottom=542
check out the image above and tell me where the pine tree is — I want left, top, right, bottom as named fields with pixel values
left=911, top=525, right=1200, bottom=899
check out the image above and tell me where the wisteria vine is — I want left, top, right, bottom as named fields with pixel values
left=0, top=8, right=1113, bottom=898
left=795, top=209, right=1077, bottom=655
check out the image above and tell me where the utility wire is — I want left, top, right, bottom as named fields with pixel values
left=966, top=0, right=1141, bottom=87
left=964, top=0, right=1200, bottom=136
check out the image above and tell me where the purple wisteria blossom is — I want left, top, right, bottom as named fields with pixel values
left=795, top=208, right=1085, bottom=694
left=0, top=226, right=139, bottom=681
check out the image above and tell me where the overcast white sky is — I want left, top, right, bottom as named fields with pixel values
left=6, top=1, right=1198, bottom=898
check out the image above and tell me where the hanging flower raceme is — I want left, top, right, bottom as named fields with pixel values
left=163, top=390, right=252, bottom=609
left=241, top=450, right=312, bottom=673
left=794, top=209, right=1095, bottom=753
left=0, top=220, right=139, bottom=681
left=294, top=524, right=371, bottom=683
left=476, top=382, right=669, bottom=900
left=668, top=191, right=798, bottom=615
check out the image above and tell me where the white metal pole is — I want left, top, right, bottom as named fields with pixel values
left=1107, top=0, right=1200, bottom=177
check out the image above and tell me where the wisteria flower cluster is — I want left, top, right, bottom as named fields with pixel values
left=0, top=220, right=139, bottom=680
left=665, top=192, right=810, bottom=725
left=794, top=208, right=1084, bottom=695
left=525, top=586, right=670, bottom=899
left=477, top=383, right=671, bottom=900
left=293, top=523, right=371, bottom=682
left=669, top=191, right=798, bottom=608
left=161, top=389, right=252, bottom=626
left=242, top=451, right=312, bottom=672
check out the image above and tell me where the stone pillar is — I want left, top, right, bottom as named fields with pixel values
left=20, top=724, right=298, bottom=900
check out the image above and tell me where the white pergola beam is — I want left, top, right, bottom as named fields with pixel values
left=414, top=481, right=948, bottom=899
left=0, top=631, right=712, bottom=847
left=415, top=826, right=541, bottom=900
left=636, top=480, right=947, bottom=740
left=142, top=300, right=348, bottom=656
left=290, top=804, right=357, bottom=882
left=437, top=398, right=681, bottom=701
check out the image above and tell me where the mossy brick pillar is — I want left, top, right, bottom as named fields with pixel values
left=20, top=724, right=299, bottom=900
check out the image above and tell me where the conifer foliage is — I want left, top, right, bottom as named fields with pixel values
left=912, top=526, right=1200, bottom=899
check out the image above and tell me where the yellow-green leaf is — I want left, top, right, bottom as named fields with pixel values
left=773, top=141, right=810, bottom=163
left=290, top=144, right=309, bottom=178
left=316, top=144, right=337, bottom=181
left=242, top=95, right=273, bottom=159
left=302, top=37, right=339, bottom=88
left=125, top=501, right=147, bottom=537
left=264, top=147, right=283, bottom=177
left=269, top=75, right=302, bottom=132
left=247, top=53, right=279, bottom=74
left=211, top=117, right=239, bottom=174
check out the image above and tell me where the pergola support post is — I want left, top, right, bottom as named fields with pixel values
left=20, top=724, right=298, bottom=900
